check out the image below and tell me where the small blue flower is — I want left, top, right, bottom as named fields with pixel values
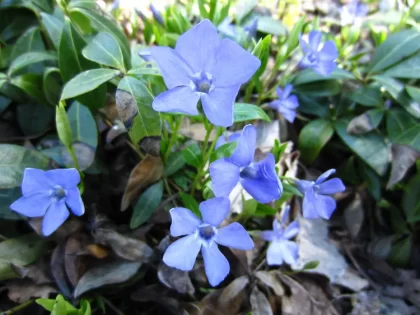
left=149, top=4, right=164, bottom=26
left=10, top=168, right=84, bottom=236
left=340, top=0, right=368, bottom=25
left=299, top=31, right=338, bottom=76
left=260, top=207, right=299, bottom=265
left=215, top=131, right=241, bottom=149
left=151, top=19, right=261, bottom=127
left=163, top=197, right=254, bottom=286
left=295, top=169, right=345, bottom=219
left=210, top=125, right=283, bottom=203
left=138, top=49, right=152, bottom=62
left=269, top=84, right=299, bottom=123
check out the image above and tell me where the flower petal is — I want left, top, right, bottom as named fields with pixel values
left=283, top=221, right=299, bottom=239
left=266, top=242, right=283, bottom=266
left=45, top=168, right=80, bottom=189
left=65, top=187, right=84, bottom=216
left=211, top=38, right=260, bottom=87
left=295, top=179, right=314, bottom=193
left=278, top=105, right=297, bottom=123
left=279, top=240, right=299, bottom=265
left=175, top=19, right=220, bottom=73
left=319, top=41, right=338, bottom=61
left=302, top=188, right=319, bottom=219
left=150, top=46, right=193, bottom=89
left=314, top=60, right=336, bottom=76
left=199, top=197, right=230, bottom=227
left=169, top=207, right=201, bottom=237
left=216, top=222, right=254, bottom=250
left=229, top=124, right=256, bottom=167
left=280, top=206, right=291, bottom=226
left=202, top=243, right=230, bottom=286
left=315, top=169, right=336, bottom=184
left=42, top=200, right=70, bottom=236
left=209, top=159, right=240, bottom=197
left=21, top=168, right=51, bottom=196
left=318, top=178, right=346, bottom=195
left=283, top=95, right=299, bottom=109
left=314, top=194, right=337, bottom=219
left=201, top=85, right=239, bottom=127
left=163, top=234, right=201, bottom=271
left=308, top=30, right=322, bottom=51
left=153, top=86, right=200, bottom=116
left=10, top=193, right=52, bottom=217
left=299, top=35, right=310, bottom=54
left=260, top=230, right=276, bottom=242
left=282, top=84, right=293, bottom=99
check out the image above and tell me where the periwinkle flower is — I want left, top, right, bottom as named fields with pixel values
left=10, top=168, right=84, bottom=236
left=163, top=197, right=254, bottom=286
left=210, top=124, right=283, bottom=203
left=260, top=207, right=299, bottom=265
left=151, top=19, right=261, bottom=127
left=215, top=131, right=241, bottom=149
left=299, top=31, right=338, bottom=76
left=295, top=169, right=345, bottom=219
left=149, top=4, right=164, bottom=26
left=340, top=0, right=368, bottom=25
left=269, top=84, right=299, bottom=123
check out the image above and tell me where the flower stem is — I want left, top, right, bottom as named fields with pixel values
left=163, top=115, right=183, bottom=162
left=244, top=81, right=255, bottom=103
left=0, top=299, right=34, bottom=315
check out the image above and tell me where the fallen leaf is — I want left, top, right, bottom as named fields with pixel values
left=6, top=279, right=57, bottom=303
left=64, top=234, right=90, bottom=288
left=139, top=136, right=161, bottom=156
left=120, top=154, right=164, bottom=211
left=74, top=260, right=143, bottom=298
left=158, top=262, right=195, bottom=295
left=179, top=123, right=216, bottom=141
left=255, top=271, right=285, bottom=296
left=51, top=243, right=73, bottom=298
left=387, top=144, right=420, bottom=189
left=256, top=120, right=280, bottom=153
left=343, top=193, right=365, bottom=239
left=250, top=286, right=273, bottom=315
left=87, top=244, right=110, bottom=259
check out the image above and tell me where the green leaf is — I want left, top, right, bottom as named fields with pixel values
left=386, top=109, right=418, bottom=141
left=251, top=35, right=271, bottom=79
left=394, top=124, right=420, bottom=151
left=115, top=76, right=161, bottom=148
left=286, top=17, right=306, bottom=56
left=17, top=103, right=54, bottom=136
left=257, top=16, right=286, bottom=36
left=272, top=140, right=288, bottom=163
left=234, top=103, right=270, bottom=122
left=349, top=86, right=383, bottom=107
left=383, top=52, right=420, bottom=79
left=302, top=260, right=320, bottom=270
left=40, top=12, right=64, bottom=49
left=10, top=74, right=47, bottom=104
left=82, top=32, right=125, bottom=71
left=335, top=119, right=389, bottom=176
left=36, top=298, right=55, bottom=312
left=56, top=102, right=73, bottom=149
left=67, top=101, right=98, bottom=148
left=388, top=235, right=412, bottom=267
left=235, top=0, right=256, bottom=22
left=369, top=29, right=420, bottom=74
left=79, top=299, right=92, bottom=315
left=43, top=67, right=62, bottom=106
left=0, top=234, right=47, bottom=280
left=181, top=143, right=202, bottom=168
left=346, top=108, right=385, bottom=135
left=292, top=68, right=355, bottom=85
left=298, top=119, right=334, bottom=164
left=210, top=141, right=237, bottom=163
left=11, top=27, right=45, bottom=61
left=61, top=69, right=120, bottom=100
left=130, top=181, right=163, bottom=229
left=164, top=151, right=185, bottom=177
left=404, top=174, right=420, bottom=222
left=8, top=51, right=57, bottom=77
left=179, top=191, right=200, bottom=217
left=294, top=80, right=340, bottom=97
left=406, top=85, right=420, bottom=103
left=0, top=144, right=52, bottom=189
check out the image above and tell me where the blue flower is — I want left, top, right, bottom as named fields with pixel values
left=149, top=4, right=164, bottom=26
left=163, top=197, right=254, bottom=286
left=10, top=168, right=84, bottom=236
left=269, top=84, right=299, bottom=123
left=209, top=124, right=283, bottom=203
left=260, top=207, right=299, bottom=265
left=151, top=19, right=261, bottom=127
left=138, top=49, right=152, bottom=62
left=299, top=31, right=338, bottom=76
left=295, top=169, right=345, bottom=219
left=340, top=0, right=368, bottom=25
left=215, top=131, right=241, bottom=149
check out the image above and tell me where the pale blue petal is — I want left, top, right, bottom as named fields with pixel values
left=299, top=35, right=310, bottom=54
left=45, top=168, right=80, bottom=189
left=318, top=178, right=346, bottom=195
left=169, top=207, right=201, bottom=237
left=283, top=95, right=299, bottom=109
left=260, top=230, right=276, bottom=242
left=201, top=85, right=239, bottom=127
left=200, top=197, right=230, bottom=227
left=319, top=41, right=338, bottom=61
left=314, top=60, right=336, bottom=76
left=302, top=188, right=319, bottom=219
left=153, top=86, right=200, bottom=116
left=283, top=221, right=299, bottom=239
left=229, top=124, right=256, bottom=167
left=275, top=87, right=283, bottom=98
left=314, top=193, right=337, bottom=219
left=266, top=242, right=284, bottom=266
left=278, top=106, right=297, bottom=123
left=202, top=243, right=230, bottom=286
left=211, top=38, right=260, bottom=87
left=10, top=193, right=52, bottom=217
left=65, top=187, right=84, bottom=216
left=216, top=222, right=254, bottom=250
left=138, top=49, right=152, bottom=62
left=279, top=240, right=299, bottom=265
left=215, top=135, right=227, bottom=149
left=42, top=200, right=70, bottom=236
left=21, top=168, right=51, bottom=196
left=163, top=234, right=201, bottom=271
left=175, top=19, right=220, bottom=73
left=308, top=31, right=322, bottom=51
left=315, top=169, right=336, bottom=184
left=209, top=159, right=240, bottom=197
left=295, top=179, right=314, bottom=193
left=273, top=219, right=282, bottom=234
left=150, top=46, right=193, bottom=89
left=282, top=84, right=293, bottom=99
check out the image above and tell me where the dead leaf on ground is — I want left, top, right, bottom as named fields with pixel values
left=11, top=258, right=53, bottom=284
left=250, top=286, right=273, bottom=315
left=120, top=154, right=163, bottom=211
left=64, top=234, right=91, bottom=288
left=179, top=123, right=216, bottom=142
left=51, top=243, right=73, bottom=298
left=343, top=193, right=365, bottom=239
left=255, top=271, right=285, bottom=296
left=157, top=263, right=195, bottom=295
left=387, top=144, right=420, bottom=189
left=28, top=218, right=84, bottom=241
left=6, top=279, right=57, bottom=303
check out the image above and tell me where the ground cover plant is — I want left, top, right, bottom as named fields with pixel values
left=0, top=0, right=419, bottom=314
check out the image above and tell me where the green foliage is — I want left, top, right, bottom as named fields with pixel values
left=37, top=294, right=92, bottom=315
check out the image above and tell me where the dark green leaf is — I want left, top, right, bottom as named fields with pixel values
left=179, top=191, right=200, bottom=217
left=251, top=35, right=271, bottom=79
left=43, top=67, right=62, bottom=105
left=292, top=68, right=354, bottom=85
left=349, top=86, right=383, bottom=107
left=164, top=151, right=185, bottom=177
left=0, top=188, right=22, bottom=220
left=384, top=52, right=420, bottom=78
left=11, top=27, right=45, bottom=61
left=234, top=103, right=270, bottom=122
left=286, top=17, right=306, bottom=56
left=67, top=101, right=98, bottom=148
left=17, top=103, right=54, bottom=136
left=130, top=181, right=163, bottom=229
left=181, top=143, right=202, bottom=168
left=10, top=74, right=47, bottom=104
left=8, top=52, right=57, bottom=77
left=0, top=95, right=12, bottom=114
left=388, top=235, right=412, bottom=267
left=298, top=119, right=334, bottom=164
left=346, top=108, right=384, bottom=135
left=394, top=125, right=420, bottom=151
left=56, top=102, right=73, bottom=149
left=404, top=174, right=420, bottom=222
left=302, top=260, right=320, bottom=270
left=406, top=86, right=420, bottom=103
left=40, top=12, right=63, bottom=49
left=294, top=80, right=340, bottom=97
left=257, top=16, right=286, bottom=35
left=386, top=109, right=417, bottom=141
left=255, top=203, right=277, bottom=217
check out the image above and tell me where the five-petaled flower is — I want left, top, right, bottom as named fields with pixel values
left=210, top=124, right=283, bottom=204
left=269, top=84, right=299, bottom=123
left=10, top=168, right=84, bottom=236
left=260, top=206, right=299, bottom=265
left=295, top=169, right=345, bottom=219
left=340, top=0, right=368, bottom=26
left=163, top=197, right=254, bottom=286
left=299, top=31, right=338, bottom=76
left=151, top=19, right=261, bottom=127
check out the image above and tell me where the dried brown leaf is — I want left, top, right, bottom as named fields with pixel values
left=6, top=279, right=57, bottom=303
left=158, top=262, right=195, bottom=295
left=255, top=271, right=285, bottom=296
left=51, top=243, right=73, bottom=298
left=120, top=154, right=163, bottom=211
left=387, top=144, right=420, bottom=189
left=87, top=244, right=110, bottom=259
left=250, top=286, right=273, bottom=315
left=179, top=123, right=216, bottom=141
left=64, top=234, right=90, bottom=288
left=343, top=193, right=365, bottom=239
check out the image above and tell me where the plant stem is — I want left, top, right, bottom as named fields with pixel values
left=163, top=115, right=183, bottom=162
left=244, top=81, right=255, bottom=103
left=0, top=299, right=34, bottom=315
left=201, top=119, right=213, bottom=160
left=103, top=297, right=125, bottom=315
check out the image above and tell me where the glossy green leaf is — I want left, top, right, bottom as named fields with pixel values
left=36, top=298, right=55, bottom=312
left=298, top=119, right=334, bottom=164
left=346, top=108, right=384, bottom=135
left=164, top=151, right=185, bottom=177
left=404, top=174, right=420, bottom=222
left=369, top=29, right=420, bottom=73
left=61, top=69, right=120, bottom=100
left=386, top=109, right=418, bottom=141
left=115, top=76, right=161, bottom=149
left=0, top=188, right=24, bottom=220
left=292, top=68, right=354, bottom=85
left=8, top=51, right=57, bottom=76
left=257, top=16, right=286, bottom=36
left=406, top=86, right=420, bottom=103
left=67, top=101, right=97, bottom=149
left=394, top=125, right=420, bottom=151
left=17, top=103, right=54, bottom=136
left=335, top=119, right=389, bottom=176
left=349, top=86, right=383, bottom=107
left=40, top=12, right=64, bottom=49
left=234, top=103, right=270, bottom=122
left=11, top=27, right=45, bottom=61
left=10, top=74, right=47, bottom=104
left=302, top=260, right=320, bottom=270
left=43, top=67, right=62, bottom=105
left=181, top=143, right=202, bottom=168
left=384, top=52, right=420, bottom=78
left=56, top=102, right=73, bottom=149
left=294, top=80, right=340, bottom=97
left=286, top=16, right=306, bottom=56
left=179, top=191, right=200, bottom=217
left=82, top=32, right=125, bottom=71
left=130, top=181, right=163, bottom=229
